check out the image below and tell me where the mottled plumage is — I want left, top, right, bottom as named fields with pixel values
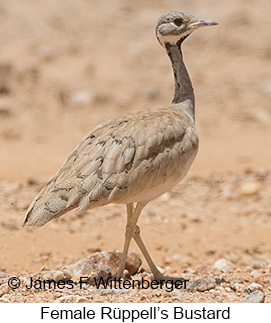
left=24, top=106, right=198, bottom=227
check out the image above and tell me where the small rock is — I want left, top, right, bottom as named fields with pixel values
left=0, top=272, right=8, bottom=279
left=68, top=221, right=81, bottom=234
left=0, top=297, right=9, bottom=303
left=229, top=283, right=239, bottom=292
left=62, top=251, right=142, bottom=280
left=0, top=63, right=12, bottom=94
left=250, top=270, right=261, bottom=278
left=144, top=88, right=159, bottom=100
left=249, top=108, right=271, bottom=125
left=27, top=177, right=38, bottom=186
left=37, top=45, right=56, bottom=62
left=0, top=284, right=9, bottom=297
left=39, top=250, right=52, bottom=257
left=1, top=221, right=19, bottom=231
left=41, top=270, right=65, bottom=281
left=94, top=93, right=111, bottom=105
left=187, top=276, right=216, bottom=292
left=212, top=258, right=232, bottom=273
left=262, top=80, right=271, bottom=94
left=242, top=290, right=265, bottom=303
left=71, top=90, right=93, bottom=105
left=244, top=283, right=263, bottom=293
left=205, top=247, right=216, bottom=256
left=195, top=264, right=211, bottom=275
left=264, top=293, right=271, bottom=303
left=91, top=288, right=134, bottom=295
left=57, top=295, right=88, bottom=303
left=239, top=181, right=261, bottom=196
left=0, top=106, right=11, bottom=118
left=252, top=260, right=266, bottom=269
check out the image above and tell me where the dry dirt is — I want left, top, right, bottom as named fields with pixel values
left=0, top=0, right=270, bottom=303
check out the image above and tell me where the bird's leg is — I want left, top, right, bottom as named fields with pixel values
left=133, top=225, right=185, bottom=282
left=133, top=225, right=164, bottom=279
left=117, top=203, right=133, bottom=279
left=117, top=202, right=147, bottom=279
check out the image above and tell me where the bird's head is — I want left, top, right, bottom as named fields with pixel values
left=156, top=11, right=217, bottom=47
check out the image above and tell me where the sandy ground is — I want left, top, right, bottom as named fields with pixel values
left=0, top=0, right=270, bottom=302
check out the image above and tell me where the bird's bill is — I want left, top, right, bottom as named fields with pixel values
left=190, top=19, right=218, bottom=29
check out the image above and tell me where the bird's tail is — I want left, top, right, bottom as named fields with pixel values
left=22, top=187, right=75, bottom=227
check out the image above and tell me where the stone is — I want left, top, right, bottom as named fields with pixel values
left=244, top=282, right=263, bottom=293
left=242, top=290, right=265, bottom=303
left=212, top=258, right=232, bottom=273
left=187, top=276, right=216, bottom=292
left=249, top=108, right=271, bottom=125
left=0, top=63, right=12, bottom=94
left=264, top=293, right=271, bottom=303
left=239, top=181, right=261, bottom=196
left=0, top=284, right=9, bottom=297
left=37, top=45, right=56, bottom=62
left=41, top=270, right=65, bottom=281
left=57, top=295, right=88, bottom=303
left=0, top=298, right=9, bottom=303
left=0, top=106, right=11, bottom=118
left=1, top=220, right=19, bottom=231
left=62, top=251, right=142, bottom=280
left=0, top=272, right=8, bottom=279
left=71, top=90, right=93, bottom=105
left=144, top=87, right=159, bottom=100
left=39, top=250, right=52, bottom=258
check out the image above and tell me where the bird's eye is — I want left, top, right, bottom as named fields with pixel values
left=173, top=18, right=183, bottom=27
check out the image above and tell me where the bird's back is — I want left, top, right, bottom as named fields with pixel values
left=23, top=105, right=198, bottom=227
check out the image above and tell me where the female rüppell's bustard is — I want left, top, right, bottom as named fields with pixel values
left=23, top=11, right=217, bottom=280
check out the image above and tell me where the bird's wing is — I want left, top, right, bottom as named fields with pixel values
left=23, top=107, right=197, bottom=227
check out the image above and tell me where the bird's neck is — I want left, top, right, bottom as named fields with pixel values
left=165, top=42, right=195, bottom=119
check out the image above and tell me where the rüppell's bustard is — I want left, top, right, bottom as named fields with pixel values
left=23, top=11, right=217, bottom=280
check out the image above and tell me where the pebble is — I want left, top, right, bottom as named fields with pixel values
left=188, top=276, right=216, bottom=292
left=71, top=90, right=93, bottom=105
left=262, top=80, right=271, bottom=94
left=41, top=270, right=65, bottom=281
left=252, top=260, right=266, bottom=269
left=37, top=45, right=56, bottom=62
left=212, top=258, right=232, bottom=273
left=0, top=298, right=9, bottom=303
left=0, top=106, right=11, bottom=118
left=39, top=250, right=52, bottom=257
left=0, top=272, right=8, bottom=279
left=57, top=295, right=88, bottom=303
left=1, top=220, right=19, bottom=231
left=0, top=284, right=9, bottom=297
left=205, top=247, right=216, bottom=256
left=250, top=270, right=261, bottom=278
left=68, top=221, right=81, bottom=234
left=264, top=293, right=271, bottom=303
left=144, top=87, right=159, bottom=100
left=244, top=282, right=263, bottom=293
left=241, top=290, right=265, bottom=303
left=249, top=108, right=271, bottom=125
left=0, top=63, right=12, bottom=94
left=239, top=181, right=261, bottom=196
left=91, top=288, right=134, bottom=295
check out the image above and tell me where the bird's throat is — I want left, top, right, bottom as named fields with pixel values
left=165, top=42, right=195, bottom=119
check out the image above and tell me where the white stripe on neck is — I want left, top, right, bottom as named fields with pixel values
left=158, top=30, right=192, bottom=45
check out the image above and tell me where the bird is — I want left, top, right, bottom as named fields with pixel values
left=23, top=11, right=217, bottom=281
